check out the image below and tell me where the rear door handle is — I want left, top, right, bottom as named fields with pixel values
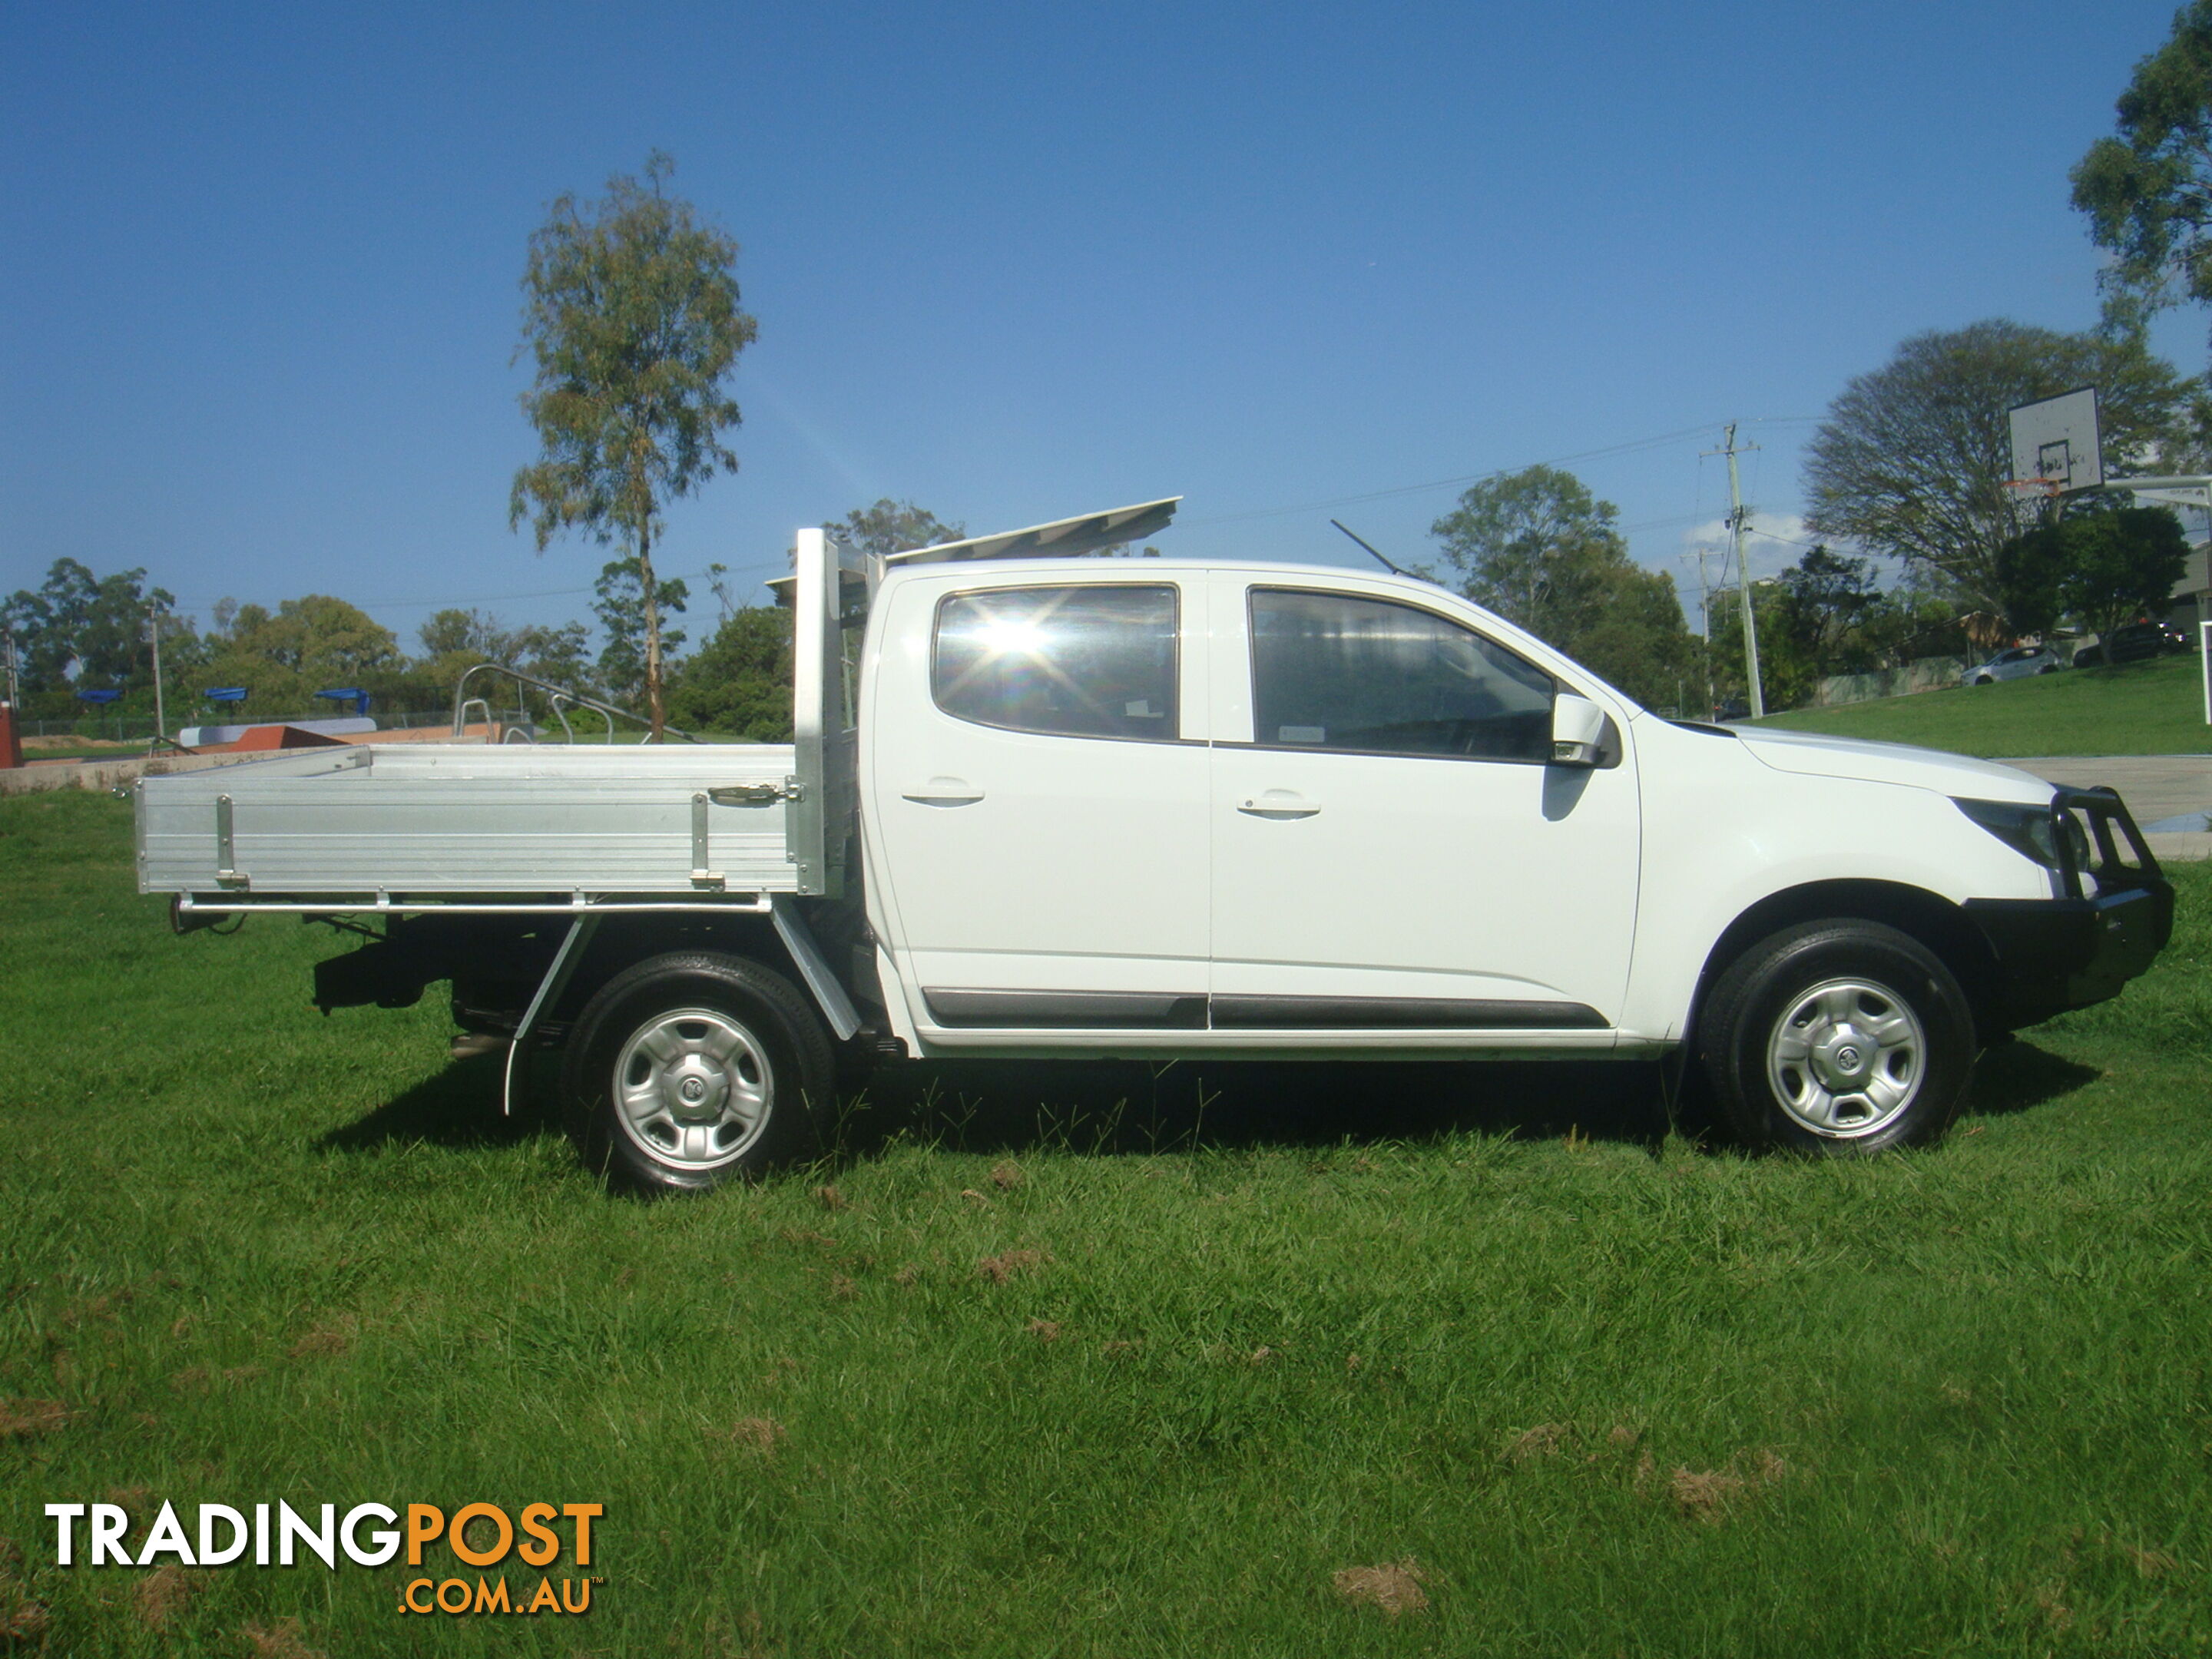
left=902, top=777, right=985, bottom=806
left=1237, top=791, right=1320, bottom=820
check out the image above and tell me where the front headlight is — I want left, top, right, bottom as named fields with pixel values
left=1953, top=796, right=2091, bottom=889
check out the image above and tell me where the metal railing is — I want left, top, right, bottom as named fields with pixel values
left=449, top=664, right=698, bottom=745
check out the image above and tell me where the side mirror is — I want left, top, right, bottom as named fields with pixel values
left=1551, top=694, right=1607, bottom=767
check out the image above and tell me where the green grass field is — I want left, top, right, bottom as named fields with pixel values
left=1755, top=652, right=2212, bottom=757
left=3, top=791, right=2210, bottom=1656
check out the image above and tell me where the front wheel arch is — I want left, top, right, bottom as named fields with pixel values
left=1685, top=880, right=2003, bottom=1054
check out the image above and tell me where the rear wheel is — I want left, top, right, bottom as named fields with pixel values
left=1697, top=921, right=1975, bottom=1154
left=561, top=952, right=831, bottom=1193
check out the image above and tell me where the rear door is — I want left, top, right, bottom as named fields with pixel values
left=1206, top=575, right=1640, bottom=1033
left=865, top=570, right=1212, bottom=1031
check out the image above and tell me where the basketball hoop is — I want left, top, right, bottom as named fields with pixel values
left=2007, top=389, right=2103, bottom=496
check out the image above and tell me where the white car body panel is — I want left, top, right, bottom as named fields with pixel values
left=861, top=568, right=1214, bottom=1031
left=1732, top=726, right=2052, bottom=802
left=1618, top=715, right=2054, bottom=1040
left=1203, top=569, right=1642, bottom=1018
left=858, top=557, right=2068, bottom=1059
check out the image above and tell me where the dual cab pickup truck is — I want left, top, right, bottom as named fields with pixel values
left=137, top=499, right=2174, bottom=1190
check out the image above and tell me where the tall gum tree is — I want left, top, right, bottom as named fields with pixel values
left=509, top=151, right=756, bottom=738
left=2071, top=2, right=2212, bottom=344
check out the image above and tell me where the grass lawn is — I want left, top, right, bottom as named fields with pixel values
left=3, top=791, right=2210, bottom=1656
left=1754, top=651, right=2212, bottom=757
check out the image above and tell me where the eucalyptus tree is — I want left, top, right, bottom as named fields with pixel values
left=2072, top=2, right=2212, bottom=342
left=509, top=151, right=756, bottom=738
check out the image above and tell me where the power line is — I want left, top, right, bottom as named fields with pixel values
left=143, top=415, right=1830, bottom=615
left=1183, top=416, right=1819, bottom=529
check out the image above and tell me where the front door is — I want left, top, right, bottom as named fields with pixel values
left=1207, top=578, right=1639, bottom=1032
left=866, top=573, right=1211, bottom=1031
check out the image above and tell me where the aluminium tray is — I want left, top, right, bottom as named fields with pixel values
left=134, top=742, right=805, bottom=902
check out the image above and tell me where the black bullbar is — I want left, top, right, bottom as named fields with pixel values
left=1962, top=786, right=2175, bottom=1031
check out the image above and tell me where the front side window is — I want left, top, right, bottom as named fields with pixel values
left=933, top=584, right=1178, bottom=740
left=1249, top=588, right=1555, bottom=761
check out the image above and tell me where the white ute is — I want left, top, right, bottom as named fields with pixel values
left=137, top=499, right=2174, bottom=1190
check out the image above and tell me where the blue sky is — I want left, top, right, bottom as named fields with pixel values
left=0, top=0, right=2197, bottom=652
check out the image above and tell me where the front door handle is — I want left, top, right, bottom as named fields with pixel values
left=1237, top=791, right=1320, bottom=820
left=902, top=777, right=985, bottom=806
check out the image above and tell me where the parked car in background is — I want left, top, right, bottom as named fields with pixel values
left=1961, top=646, right=2064, bottom=686
left=2072, top=621, right=2190, bottom=667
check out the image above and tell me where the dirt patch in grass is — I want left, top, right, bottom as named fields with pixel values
left=1668, top=1449, right=1791, bottom=1523
left=1332, top=1557, right=1429, bottom=1617
left=713, top=1417, right=786, bottom=1455
left=1669, top=1467, right=1747, bottom=1522
left=240, top=1617, right=326, bottom=1658
left=976, top=1249, right=1050, bottom=1284
left=60, top=1287, right=134, bottom=1326
left=286, top=1316, right=358, bottom=1359
left=0, top=1398, right=68, bottom=1439
left=0, top=1537, right=48, bottom=1644
left=134, top=1562, right=205, bottom=1632
left=1504, top=1422, right=1567, bottom=1463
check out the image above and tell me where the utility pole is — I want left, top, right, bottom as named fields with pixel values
left=148, top=600, right=167, bottom=749
left=1705, top=423, right=1766, bottom=718
left=2, top=630, right=17, bottom=709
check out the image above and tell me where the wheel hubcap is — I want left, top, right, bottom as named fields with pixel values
left=1766, top=977, right=1926, bottom=1138
left=612, top=1008, right=773, bottom=1170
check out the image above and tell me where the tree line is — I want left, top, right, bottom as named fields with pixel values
left=0, top=497, right=961, bottom=739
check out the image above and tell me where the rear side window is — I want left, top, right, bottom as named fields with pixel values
left=1249, top=588, right=1555, bottom=761
left=933, top=584, right=1179, bottom=740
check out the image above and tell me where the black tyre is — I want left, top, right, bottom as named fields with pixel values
left=1697, top=921, right=1975, bottom=1154
left=1972, top=674, right=1994, bottom=686
left=561, top=951, right=831, bottom=1193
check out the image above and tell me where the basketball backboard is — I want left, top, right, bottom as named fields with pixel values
left=2008, top=386, right=2103, bottom=493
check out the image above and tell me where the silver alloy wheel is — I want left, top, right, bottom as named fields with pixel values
left=612, top=1006, right=774, bottom=1171
left=1764, top=977, right=1926, bottom=1138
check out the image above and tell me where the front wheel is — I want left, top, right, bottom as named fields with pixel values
left=561, top=952, right=831, bottom=1193
left=1972, top=674, right=1995, bottom=686
left=1697, top=921, right=1975, bottom=1154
